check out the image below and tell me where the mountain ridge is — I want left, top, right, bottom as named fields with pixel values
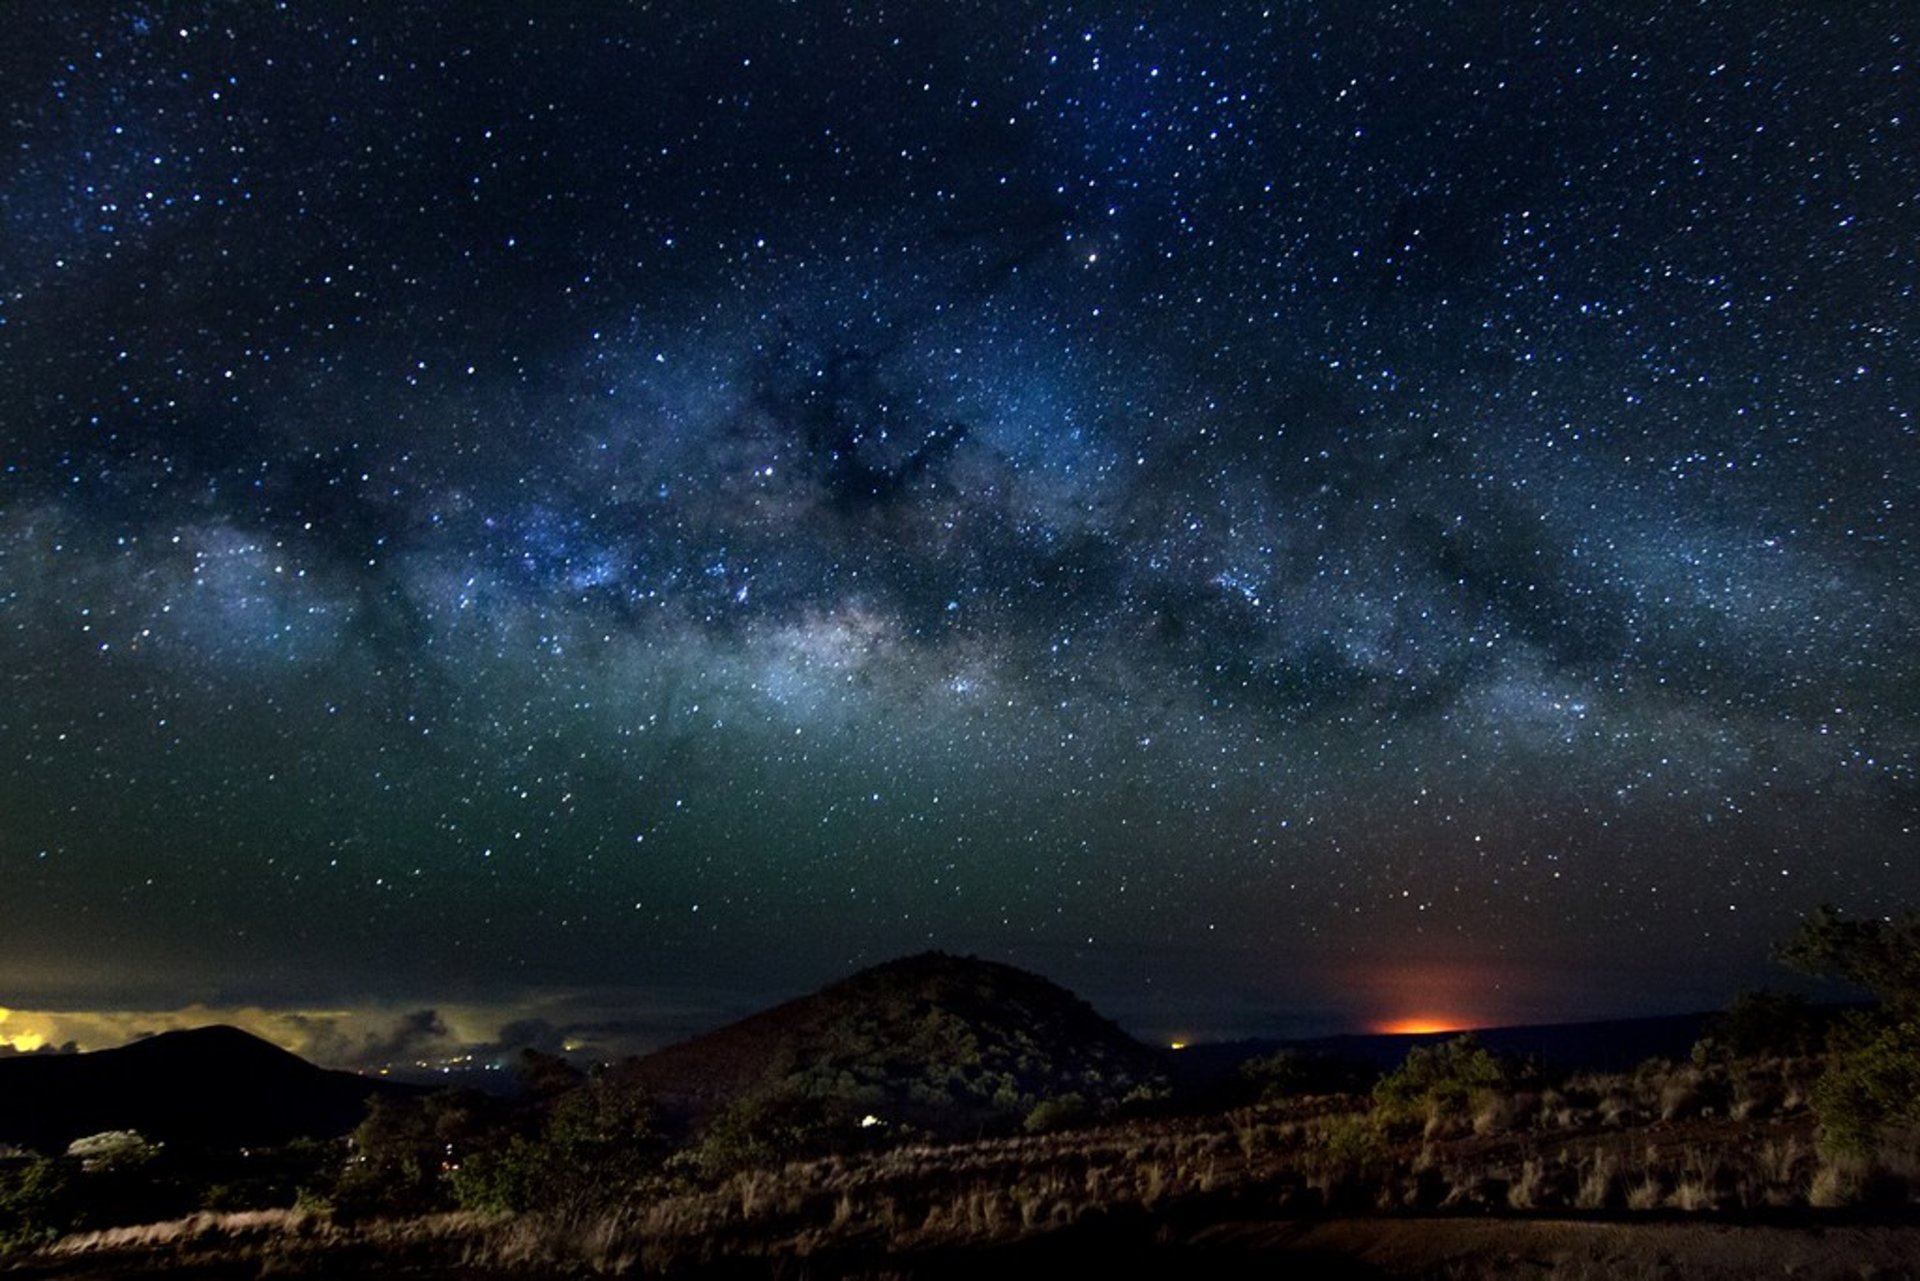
left=616, top=951, right=1170, bottom=1143
left=0, top=1024, right=416, bottom=1152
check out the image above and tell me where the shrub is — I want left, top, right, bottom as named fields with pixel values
left=1698, top=989, right=1823, bottom=1061
left=0, top=1159, right=72, bottom=1252
left=1507, top=1158, right=1548, bottom=1209
left=1238, top=1049, right=1314, bottom=1103
left=1372, top=1036, right=1516, bottom=1136
left=692, top=1080, right=872, bottom=1177
left=454, top=1074, right=662, bottom=1216
left=1808, top=1014, right=1920, bottom=1156
left=336, top=1088, right=507, bottom=1217
left=64, top=1131, right=159, bottom=1173
left=1574, top=1153, right=1621, bottom=1210
left=1321, top=1113, right=1387, bottom=1167
left=1022, top=1093, right=1090, bottom=1135
left=1809, top=1154, right=1869, bottom=1207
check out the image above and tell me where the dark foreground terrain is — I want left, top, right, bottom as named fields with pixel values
left=10, top=1203, right=1920, bottom=1280
left=8, top=1086, right=1920, bottom=1280
left=6, top=947, right=1920, bottom=1279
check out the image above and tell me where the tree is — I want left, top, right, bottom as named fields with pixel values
left=1238, top=1048, right=1367, bottom=1102
left=1779, top=904, right=1920, bottom=1019
left=513, top=1048, right=585, bottom=1100
left=1239, top=1049, right=1316, bottom=1103
left=1780, top=904, right=1920, bottom=1155
left=335, top=1089, right=503, bottom=1216
left=452, top=1072, right=661, bottom=1217
left=1695, top=988, right=1822, bottom=1061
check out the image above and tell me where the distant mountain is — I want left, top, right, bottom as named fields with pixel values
left=620, top=952, right=1168, bottom=1143
left=0, top=1025, right=416, bottom=1152
left=1169, top=1010, right=1719, bottom=1091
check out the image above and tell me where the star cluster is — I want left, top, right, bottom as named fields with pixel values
left=2, top=2, right=1916, bottom=1048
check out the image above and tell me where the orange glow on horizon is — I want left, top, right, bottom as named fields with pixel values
left=1373, top=1017, right=1473, bottom=1035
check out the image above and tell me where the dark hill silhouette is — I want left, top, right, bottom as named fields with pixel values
left=619, top=952, right=1167, bottom=1141
left=1168, top=1010, right=1720, bottom=1092
left=0, top=1025, right=416, bottom=1153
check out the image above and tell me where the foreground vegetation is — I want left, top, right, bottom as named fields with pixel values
left=10, top=1040, right=1917, bottom=1277
left=6, top=1057, right=1914, bottom=1279
left=5, top=907, right=1920, bottom=1277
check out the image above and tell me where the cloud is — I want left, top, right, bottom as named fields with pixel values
left=0, top=1007, right=74, bottom=1055
left=287, top=1008, right=457, bottom=1071
left=0, top=987, right=755, bottom=1070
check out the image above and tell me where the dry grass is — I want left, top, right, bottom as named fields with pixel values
left=42, top=1207, right=329, bottom=1256
left=14, top=1056, right=1916, bottom=1278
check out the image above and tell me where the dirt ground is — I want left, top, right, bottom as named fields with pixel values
left=11, top=1213, right=1920, bottom=1280
left=1190, top=1216, right=1920, bottom=1280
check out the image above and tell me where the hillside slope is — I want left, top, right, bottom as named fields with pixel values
left=0, top=1026, right=411, bottom=1152
left=620, top=952, right=1167, bottom=1143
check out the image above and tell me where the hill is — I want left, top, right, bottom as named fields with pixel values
left=0, top=1025, right=415, bottom=1153
left=1168, top=1010, right=1719, bottom=1093
left=618, top=952, right=1168, bottom=1151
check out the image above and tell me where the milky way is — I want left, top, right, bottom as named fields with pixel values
left=2, top=3, right=1915, bottom=1056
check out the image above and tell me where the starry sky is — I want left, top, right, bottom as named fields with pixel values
left=2, top=2, right=1916, bottom=1066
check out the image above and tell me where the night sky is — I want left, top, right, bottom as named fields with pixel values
left=3, top=3, right=1916, bottom=1067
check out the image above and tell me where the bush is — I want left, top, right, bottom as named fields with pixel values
left=1022, top=1093, right=1090, bottom=1135
left=1372, top=1036, right=1516, bottom=1136
left=1696, top=989, right=1822, bottom=1061
left=1808, top=1014, right=1920, bottom=1156
left=335, top=1089, right=506, bottom=1217
left=453, top=1073, right=662, bottom=1216
left=64, top=1131, right=159, bottom=1173
left=1239, top=1049, right=1314, bottom=1103
left=1321, top=1113, right=1387, bottom=1166
left=692, top=1080, right=864, bottom=1177
left=0, top=1159, right=72, bottom=1252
